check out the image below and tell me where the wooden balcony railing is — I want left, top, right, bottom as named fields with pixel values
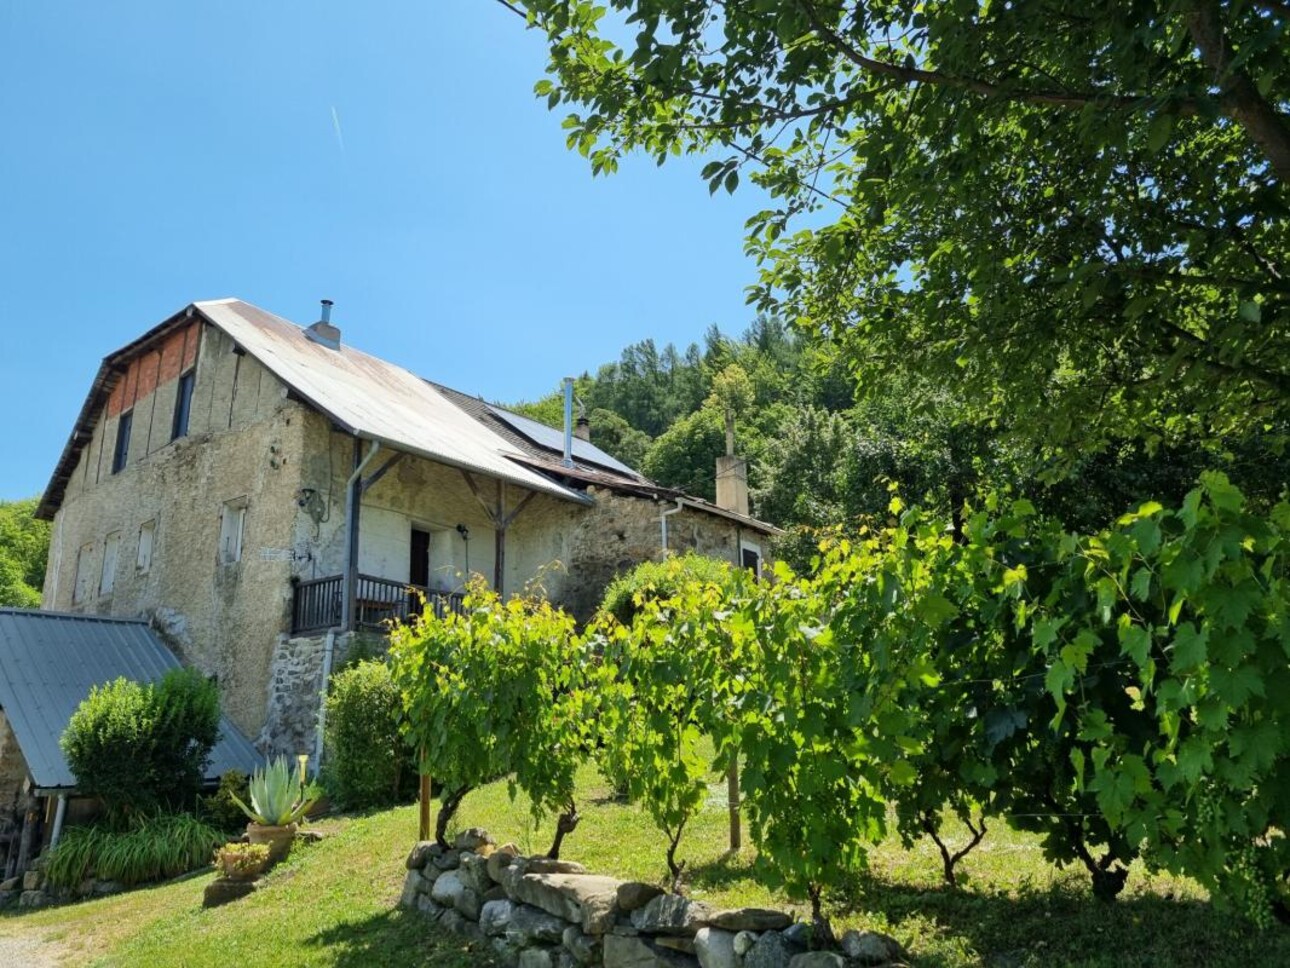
left=291, top=574, right=466, bottom=635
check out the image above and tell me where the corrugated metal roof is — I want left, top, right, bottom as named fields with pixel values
left=193, top=299, right=589, bottom=505
left=0, top=609, right=261, bottom=791
left=485, top=404, right=642, bottom=478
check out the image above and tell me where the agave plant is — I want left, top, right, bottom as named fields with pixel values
left=231, top=757, right=321, bottom=827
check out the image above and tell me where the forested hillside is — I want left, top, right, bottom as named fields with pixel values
left=511, top=318, right=1288, bottom=568
left=0, top=498, right=49, bottom=607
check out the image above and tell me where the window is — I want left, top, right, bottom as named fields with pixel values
left=740, top=542, right=762, bottom=578
left=112, top=411, right=132, bottom=474
left=219, top=499, right=247, bottom=564
left=137, top=519, right=156, bottom=573
left=72, top=543, right=94, bottom=605
left=171, top=370, right=195, bottom=441
left=99, top=532, right=120, bottom=598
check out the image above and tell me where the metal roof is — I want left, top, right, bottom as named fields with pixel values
left=194, top=300, right=588, bottom=505
left=485, top=405, right=642, bottom=478
left=0, top=608, right=261, bottom=792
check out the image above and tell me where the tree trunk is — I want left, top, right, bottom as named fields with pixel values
left=434, top=785, right=470, bottom=849
left=547, top=802, right=580, bottom=860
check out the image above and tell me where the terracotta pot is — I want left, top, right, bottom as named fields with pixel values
left=245, top=822, right=297, bottom=863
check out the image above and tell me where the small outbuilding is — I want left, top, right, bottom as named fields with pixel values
left=0, top=608, right=260, bottom=878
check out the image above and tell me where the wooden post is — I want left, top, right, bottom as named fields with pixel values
left=418, top=746, right=431, bottom=842
left=727, top=756, right=741, bottom=852
left=493, top=481, right=506, bottom=595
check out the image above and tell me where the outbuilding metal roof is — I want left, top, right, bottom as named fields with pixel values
left=0, top=609, right=261, bottom=792
left=194, top=299, right=588, bottom=505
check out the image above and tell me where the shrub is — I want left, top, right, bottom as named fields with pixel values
left=45, top=813, right=223, bottom=889
left=61, top=669, right=221, bottom=819
left=323, top=660, right=414, bottom=810
left=213, top=842, right=270, bottom=879
left=598, top=552, right=737, bottom=626
left=200, top=770, right=250, bottom=834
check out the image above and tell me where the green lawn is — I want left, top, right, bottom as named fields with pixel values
left=2, top=760, right=1286, bottom=967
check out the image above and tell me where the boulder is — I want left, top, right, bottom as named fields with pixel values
left=839, top=930, right=905, bottom=966
left=557, top=952, right=580, bottom=968
left=431, top=869, right=468, bottom=908
left=616, top=881, right=664, bottom=912
left=492, top=935, right=526, bottom=968
left=93, top=878, right=125, bottom=896
left=527, top=858, right=589, bottom=875
left=519, top=950, right=555, bottom=968
left=406, top=840, right=439, bottom=870
left=400, top=870, right=425, bottom=908
left=415, top=894, right=444, bottom=921
left=488, top=844, right=522, bottom=883
left=603, top=934, right=698, bottom=968
left=781, top=923, right=811, bottom=950
left=787, top=954, right=844, bottom=968
left=694, top=927, right=738, bottom=968
left=432, top=849, right=462, bottom=871
left=22, top=870, right=43, bottom=891
left=455, top=886, right=483, bottom=921
left=630, top=894, right=714, bottom=936
left=439, top=908, right=467, bottom=935
left=484, top=884, right=509, bottom=903
left=455, top=827, right=496, bottom=852
left=0, top=890, right=17, bottom=908
left=0, top=876, right=20, bottom=892
left=733, top=931, right=757, bottom=956
left=656, top=936, right=696, bottom=954
left=480, top=898, right=518, bottom=937
left=562, top=925, right=601, bottom=966
left=513, top=872, right=622, bottom=935
left=743, top=932, right=794, bottom=968
left=507, top=903, right=570, bottom=945
left=709, top=908, right=791, bottom=933
left=460, top=852, right=494, bottom=894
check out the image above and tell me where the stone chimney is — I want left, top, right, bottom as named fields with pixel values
left=574, top=413, right=591, bottom=442
left=714, top=407, right=749, bottom=515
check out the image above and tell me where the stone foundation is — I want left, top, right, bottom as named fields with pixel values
left=399, top=829, right=906, bottom=968
left=256, top=631, right=367, bottom=757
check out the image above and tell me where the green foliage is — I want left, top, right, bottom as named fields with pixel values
left=598, top=552, right=738, bottom=626
left=199, top=770, right=250, bottom=834
left=212, top=841, right=270, bottom=879
left=389, top=580, right=596, bottom=853
left=45, top=813, right=222, bottom=889
left=232, top=757, right=321, bottom=827
left=0, top=497, right=49, bottom=607
left=323, top=660, right=415, bottom=810
left=519, top=0, right=1290, bottom=460
left=61, top=669, right=221, bottom=819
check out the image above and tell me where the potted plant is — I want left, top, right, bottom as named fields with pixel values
left=213, top=842, right=271, bottom=881
left=231, top=757, right=321, bottom=862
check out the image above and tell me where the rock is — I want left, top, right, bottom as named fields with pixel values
left=781, top=923, right=811, bottom=950
left=93, top=879, right=125, bottom=896
left=0, top=876, right=20, bottom=891
left=0, top=890, right=17, bottom=908
left=788, top=954, right=844, bottom=968
left=492, top=935, right=526, bottom=968
left=297, top=828, right=325, bottom=843
left=500, top=858, right=531, bottom=899
left=616, top=881, right=664, bottom=912
left=22, top=870, right=43, bottom=891
left=743, top=932, right=794, bottom=968
left=630, top=894, right=714, bottom=936
left=415, top=894, right=444, bottom=921
left=484, top=884, right=509, bottom=903
left=527, top=857, right=589, bottom=875
left=839, top=930, right=905, bottom=966
left=733, top=931, right=757, bottom=956
left=519, top=950, right=555, bottom=968
left=695, top=927, right=738, bottom=968
left=400, top=870, right=425, bottom=908
left=439, top=907, right=467, bottom=935
left=563, top=925, right=601, bottom=966
left=455, top=827, right=495, bottom=852
left=480, top=898, right=517, bottom=936
left=431, top=869, right=468, bottom=908
left=460, top=852, right=494, bottom=894
left=433, top=848, right=462, bottom=871
left=557, top=952, right=580, bottom=968
left=656, top=936, right=697, bottom=954
left=455, top=886, right=482, bottom=921
left=18, top=890, right=50, bottom=909
left=488, top=844, right=521, bottom=883
left=508, top=903, right=570, bottom=945
left=709, top=908, right=792, bottom=933
left=603, top=934, right=697, bottom=968
left=513, top=872, right=623, bottom=935
left=406, top=840, right=439, bottom=870
left=202, top=878, right=256, bottom=908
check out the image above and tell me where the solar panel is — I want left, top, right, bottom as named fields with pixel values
left=486, top=405, right=641, bottom=477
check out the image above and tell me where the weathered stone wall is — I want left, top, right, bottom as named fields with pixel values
left=42, top=322, right=311, bottom=736
left=399, top=829, right=903, bottom=968
left=0, top=712, right=30, bottom=815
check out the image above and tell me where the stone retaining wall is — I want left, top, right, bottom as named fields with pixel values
left=400, top=829, right=906, bottom=968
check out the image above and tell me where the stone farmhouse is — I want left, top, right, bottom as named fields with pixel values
left=34, top=298, right=776, bottom=761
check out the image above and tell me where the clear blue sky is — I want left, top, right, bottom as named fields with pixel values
left=0, top=1, right=763, bottom=500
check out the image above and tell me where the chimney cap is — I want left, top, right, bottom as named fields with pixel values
left=306, top=299, right=341, bottom=350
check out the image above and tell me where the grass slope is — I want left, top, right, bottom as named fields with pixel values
left=2, top=761, right=1286, bottom=967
